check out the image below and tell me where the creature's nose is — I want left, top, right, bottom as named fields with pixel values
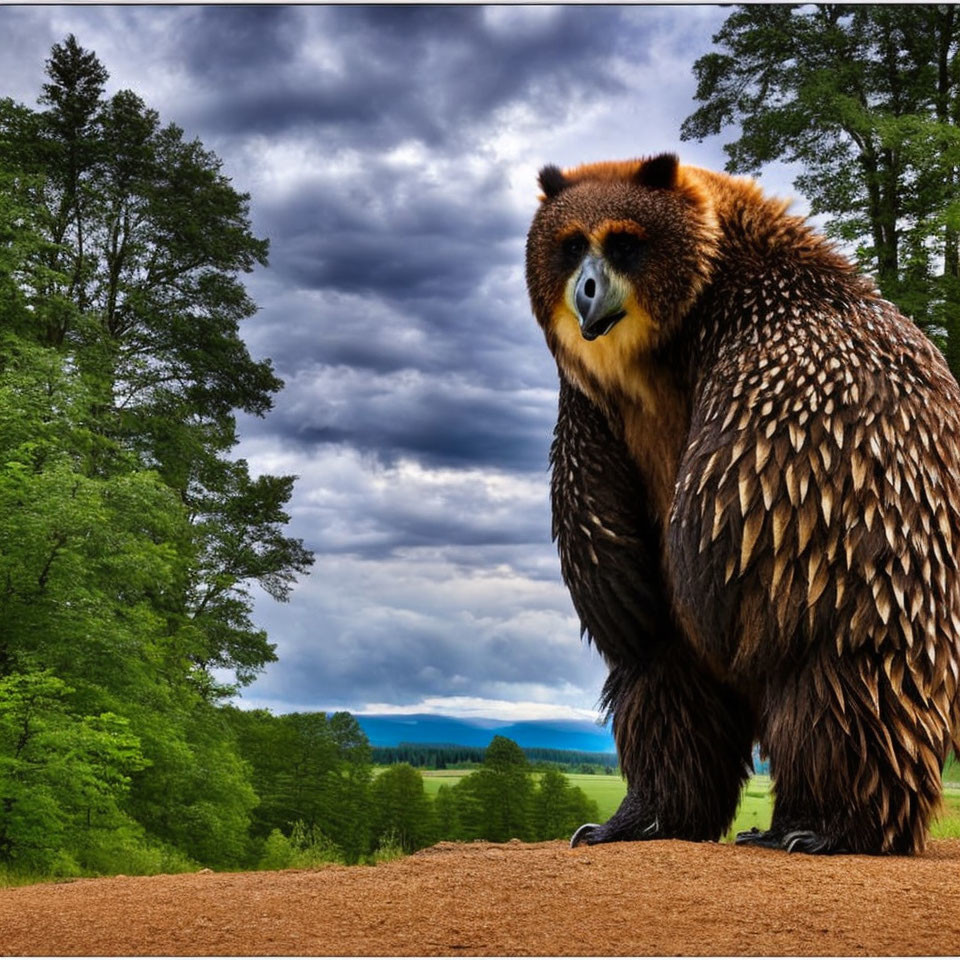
left=575, top=256, right=607, bottom=327
left=573, top=255, right=625, bottom=340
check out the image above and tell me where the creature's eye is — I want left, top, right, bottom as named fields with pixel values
left=604, top=231, right=647, bottom=273
left=557, top=232, right=588, bottom=272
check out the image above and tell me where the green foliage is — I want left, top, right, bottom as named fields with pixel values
left=0, top=34, right=312, bottom=881
left=369, top=828, right=406, bottom=865
left=681, top=5, right=960, bottom=375
left=531, top=768, right=600, bottom=841
left=454, top=736, right=534, bottom=842
left=225, top=708, right=374, bottom=865
left=370, top=764, right=435, bottom=853
left=0, top=672, right=147, bottom=873
left=257, top=821, right=343, bottom=870
left=130, top=706, right=258, bottom=869
left=258, top=829, right=296, bottom=870
left=288, top=819, right=343, bottom=867
left=432, top=784, right=463, bottom=840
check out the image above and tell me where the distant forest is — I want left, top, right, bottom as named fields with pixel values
left=372, top=743, right=619, bottom=774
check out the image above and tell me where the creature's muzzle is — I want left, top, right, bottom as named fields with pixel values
left=574, top=255, right=627, bottom=340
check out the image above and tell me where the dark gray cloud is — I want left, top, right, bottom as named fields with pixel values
left=177, top=6, right=298, bottom=80
left=174, top=6, right=635, bottom=147
left=266, top=169, right=522, bottom=301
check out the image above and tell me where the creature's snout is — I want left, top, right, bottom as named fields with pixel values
left=574, top=255, right=626, bottom=340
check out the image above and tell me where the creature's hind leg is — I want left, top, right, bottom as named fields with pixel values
left=573, top=644, right=754, bottom=846
left=741, top=647, right=948, bottom=855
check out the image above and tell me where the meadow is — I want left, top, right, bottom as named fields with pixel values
left=421, top=769, right=960, bottom=841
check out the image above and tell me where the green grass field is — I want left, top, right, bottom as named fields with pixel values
left=420, top=769, right=960, bottom=841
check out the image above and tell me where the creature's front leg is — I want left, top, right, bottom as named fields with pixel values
left=572, top=645, right=753, bottom=846
left=551, top=377, right=754, bottom=846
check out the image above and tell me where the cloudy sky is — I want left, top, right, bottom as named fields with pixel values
left=0, top=5, right=809, bottom=723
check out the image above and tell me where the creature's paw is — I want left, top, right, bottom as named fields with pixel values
left=735, top=826, right=846, bottom=855
left=734, top=827, right=784, bottom=849
left=569, top=816, right=660, bottom=848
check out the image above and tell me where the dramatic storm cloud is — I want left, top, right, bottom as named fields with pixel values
left=0, top=5, right=805, bottom=720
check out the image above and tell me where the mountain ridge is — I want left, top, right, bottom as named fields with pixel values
left=354, top=712, right=616, bottom=753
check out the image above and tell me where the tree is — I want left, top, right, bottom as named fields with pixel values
left=370, top=764, right=435, bottom=853
left=322, top=712, right=374, bottom=863
left=457, top=737, right=534, bottom=842
left=530, top=769, right=599, bottom=841
left=0, top=36, right=313, bottom=696
left=681, top=5, right=960, bottom=374
left=0, top=35, right=312, bottom=876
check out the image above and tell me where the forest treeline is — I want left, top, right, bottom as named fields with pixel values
left=371, top=742, right=618, bottom=774
left=231, top=720, right=599, bottom=867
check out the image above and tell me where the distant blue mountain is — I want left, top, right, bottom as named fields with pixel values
left=356, top=714, right=771, bottom=774
left=355, top=713, right=616, bottom=754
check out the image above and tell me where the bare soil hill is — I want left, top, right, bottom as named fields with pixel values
left=2, top=838, right=959, bottom=956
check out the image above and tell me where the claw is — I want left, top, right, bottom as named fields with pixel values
left=783, top=830, right=846, bottom=855
left=570, top=823, right=601, bottom=848
left=570, top=817, right=662, bottom=848
left=735, top=826, right=846, bottom=855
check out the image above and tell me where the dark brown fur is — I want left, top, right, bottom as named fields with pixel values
left=527, top=154, right=960, bottom=854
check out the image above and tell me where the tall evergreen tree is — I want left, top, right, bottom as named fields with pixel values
left=370, top=764, right=435, bottom=853
left=457, top=737, right=534, bottom=842
left=681, top=4, right=960, bottom=374
left=0, top=36, right=313, bottom=695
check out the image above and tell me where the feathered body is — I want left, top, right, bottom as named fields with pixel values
left=526, top=154, right=960, bottom=854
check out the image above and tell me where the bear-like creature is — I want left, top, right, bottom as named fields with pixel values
left=525, top=153, right=960, bottom=854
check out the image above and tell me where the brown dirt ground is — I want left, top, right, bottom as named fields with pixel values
left=1, top=838, right=959, bottom=956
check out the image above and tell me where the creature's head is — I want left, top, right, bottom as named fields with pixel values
left=525, top=153, right=719, bottom=400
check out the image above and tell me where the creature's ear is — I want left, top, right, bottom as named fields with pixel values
left=538, top=164, right=570, bottom=200
left=635, top=153, right=679, bottom=190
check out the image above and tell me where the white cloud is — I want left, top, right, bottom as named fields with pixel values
left=353, top=696, right=600, bottom=723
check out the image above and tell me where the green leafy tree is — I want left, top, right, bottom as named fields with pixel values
left=530, top=768, right=599, bottom=841
left=0, top=672, right=147, bottom=873
left=456, top=737, right=534, bottom=842
left=370, top=764, right=435, bottom=853
left=681, top=4, right=960, bottom=373
left=0, top=35, right=313, bottom=696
